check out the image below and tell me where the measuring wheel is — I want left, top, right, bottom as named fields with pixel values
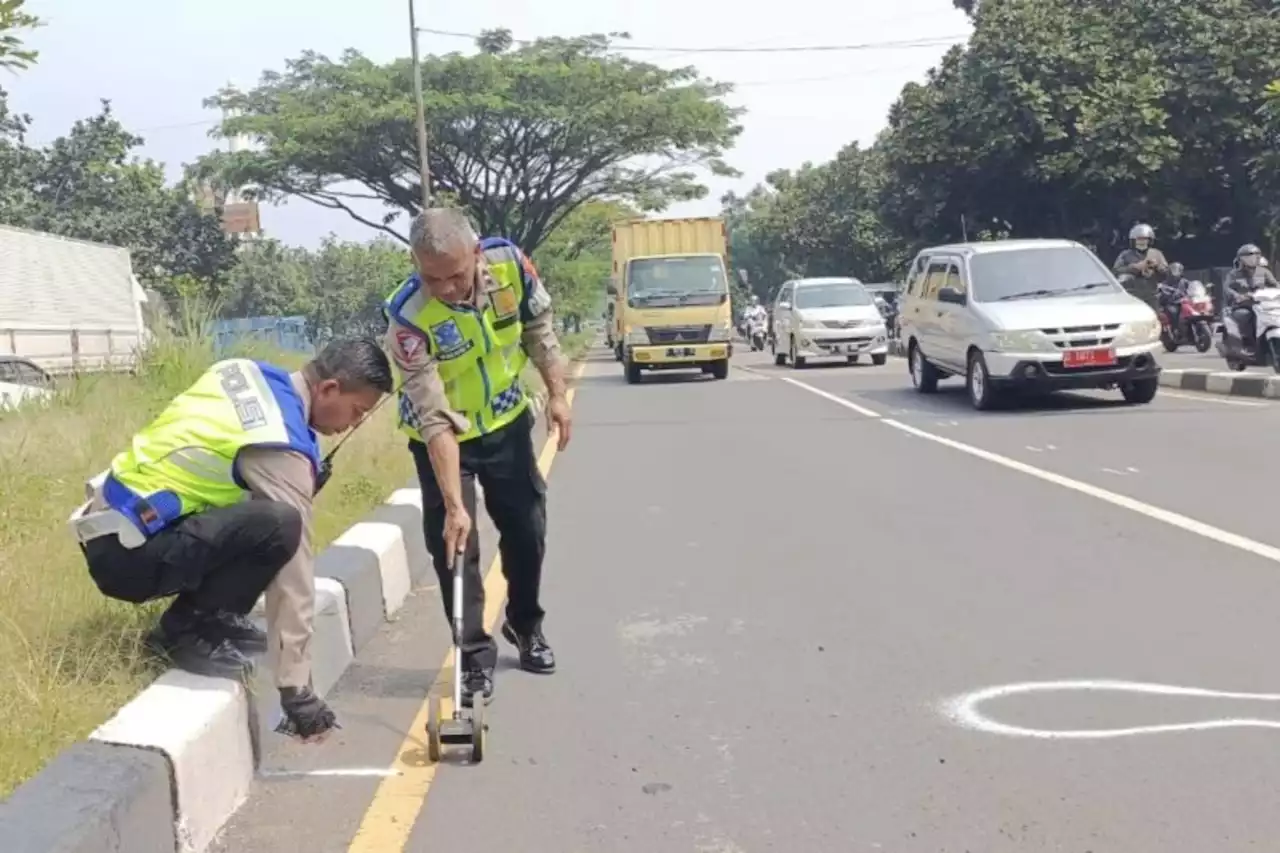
left=426, top=694, right=442, bottom=762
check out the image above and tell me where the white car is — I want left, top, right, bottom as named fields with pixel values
left=0, top=356, right=55, bottom=411
left=770, top=277, right=889, bottom=368
left=899, top=239, right=1163, bottom=410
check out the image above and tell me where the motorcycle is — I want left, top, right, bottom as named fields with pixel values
left=1217, top=286, right=1280, bottom=373
left=1159, top=280, right=1214, bottom=353
left=748, top=316, right=767, bottom=351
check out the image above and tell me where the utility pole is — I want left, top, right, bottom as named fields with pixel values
left=408, top=0, right=432, bottom=210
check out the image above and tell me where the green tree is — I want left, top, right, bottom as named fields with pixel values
left=879, top=0, right=1280, bottom=266
left=0, top=0, right=39, bottom=71
left=721, top=144, right=906, bottom=299
left=200, top=31, right=742, bottom=251
left=304, top=237, right=412, bottom=340
left=0, top=98, right=238, bottom=297
left=218, top=239, right=313, bottom=318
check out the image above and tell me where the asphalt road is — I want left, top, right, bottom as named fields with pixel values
left=217, top=343, right=1280, bottom=852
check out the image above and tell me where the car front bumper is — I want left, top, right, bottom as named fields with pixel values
left=984, top=342, right=1161, bottom=389
left=794, top=328, right=889, bottom=358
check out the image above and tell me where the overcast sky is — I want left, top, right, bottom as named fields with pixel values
left=8, top=0, right=971, bottom=247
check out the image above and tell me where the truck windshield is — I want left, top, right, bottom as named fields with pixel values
left=794, top=282, right=873, bottom=308
left=627, top=256, right=727, bottom=307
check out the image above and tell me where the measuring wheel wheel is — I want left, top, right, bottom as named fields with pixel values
left=426, top=694, right=442, bottom=762
left=469, top=699, right=486, bottom=763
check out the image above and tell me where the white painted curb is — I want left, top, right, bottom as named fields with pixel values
left=90, top=671, right=253, bottom=853
left=335, top=521, right=412, bottom=616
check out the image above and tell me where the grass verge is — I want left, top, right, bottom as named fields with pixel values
left=0, top=331, right=412, bottom=799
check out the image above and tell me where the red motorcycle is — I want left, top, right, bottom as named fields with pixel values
left=1159, top=280, right=1214, bottom=353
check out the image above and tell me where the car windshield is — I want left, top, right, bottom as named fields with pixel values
left=627, top=256, right=727, bottom=307
left=794, top=282, right=873, bottom=308
left=969, top=247, right=1122, bottom=302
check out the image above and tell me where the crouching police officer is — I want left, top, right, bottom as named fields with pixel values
left=69, top=338, right=392, bottom=740
left=385, top=207, right=571, bottom=708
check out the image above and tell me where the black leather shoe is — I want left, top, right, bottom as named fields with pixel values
left=460, top=667, right=495, bottom=707
left=501, top=622, right=556, bottom=674
left=206, top=610, right=268, bottom=655
left=146, top=625, right=255, bottom=680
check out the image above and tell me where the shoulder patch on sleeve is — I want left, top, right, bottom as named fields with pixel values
left=526, top=279, right=552, bottom=315
left=395, top=327, right=429, bottom=362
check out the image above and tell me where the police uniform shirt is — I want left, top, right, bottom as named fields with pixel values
left=385, top=246, right=562, bottom=441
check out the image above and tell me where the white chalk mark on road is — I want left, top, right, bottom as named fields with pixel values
left=943, top=679, right=1280, bottom=739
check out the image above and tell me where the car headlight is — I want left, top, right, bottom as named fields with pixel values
left=1114, top=319, right=1160, bottom=346
left=625, top=327, right=648, bottom=345
left=795, top=311, right=822, bottom=329
left=708, top=324, right=732, bottom=342
left=989, top=330, right=1056, bottom=352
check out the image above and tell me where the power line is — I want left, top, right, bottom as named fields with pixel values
left=416, top=27, right=967, bottom=55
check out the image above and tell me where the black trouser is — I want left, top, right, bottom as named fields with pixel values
left=409, top=409, right=547, bottom=671
left=83, top=501, right=302, bottom=626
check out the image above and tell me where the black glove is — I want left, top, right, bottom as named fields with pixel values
left=276, top=686, right=340, bottom=740
left=314, top=458, right=333, bottom=496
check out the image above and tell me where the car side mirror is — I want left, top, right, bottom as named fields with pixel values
left=937, top=287, right=966, bottom=305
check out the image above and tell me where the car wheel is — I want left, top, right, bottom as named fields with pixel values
left=871, top=353, right=887, bottom=366
left=909, top=342, right=939, bottom=393
left=966, top=349, right=1000, bottom=411
left=790, top=336, right=806, bottom=369
left=1120, top=377, right=1158, bottom=404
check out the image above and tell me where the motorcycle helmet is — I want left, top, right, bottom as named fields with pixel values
left=1129, top=223, right=1155, bottom=249
left=1238, top=243, right=1262, bottom=268
left=1168, top=262, right=1184, bottom=278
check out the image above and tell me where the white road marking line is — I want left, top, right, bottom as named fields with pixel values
left=1159, top=389, right=1265, bottom=407
left=943, top=679, right=1280, bottom=739
left=781, top=378, right=1280, bottom=565
left=777, top=376, right=882, bottom=418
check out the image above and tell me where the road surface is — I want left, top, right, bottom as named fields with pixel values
left=217, top=344, right=1280, bottom=852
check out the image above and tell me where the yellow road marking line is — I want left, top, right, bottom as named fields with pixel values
left=346, top=361, right=586, bottom=852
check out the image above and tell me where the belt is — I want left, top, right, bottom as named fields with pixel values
left=68, top=470, right=146, bottom=549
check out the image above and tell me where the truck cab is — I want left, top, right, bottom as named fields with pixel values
left=609, top=218, right=734, bottom=384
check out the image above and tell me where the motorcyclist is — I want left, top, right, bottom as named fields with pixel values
left=744, top=295, right=766, bottom=329
left=1155, top=262, right=1190, bottom=331
left=1225, top=243, right=1279, bottom=346
left=1112, top=224, right=1169, bottom=284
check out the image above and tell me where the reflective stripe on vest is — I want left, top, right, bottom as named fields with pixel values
left=105, top=359, right=319, bottom=537
left=385, top=238, right=532, bottom=443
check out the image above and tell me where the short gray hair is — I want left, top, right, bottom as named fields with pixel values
left=409, top=208, right=477, bottom=255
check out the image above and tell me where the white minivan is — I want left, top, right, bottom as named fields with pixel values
left=770, top=277, right=889, bottom=368
left=899, top=239, right=1163, bottom=410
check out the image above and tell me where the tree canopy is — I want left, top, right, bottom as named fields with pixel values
left=200, top=30, right=742, bottom=251
left=0, top=95, right=238, bottom=294
left=0, top=0, right=38, bottom=71
left=728, top=0, right=1280, bottom=288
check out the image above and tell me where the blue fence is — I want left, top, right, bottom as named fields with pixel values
left=210, top=316, right=314, bottom=355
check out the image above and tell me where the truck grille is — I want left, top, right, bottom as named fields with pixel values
left=1038, top=323, right=1122, bottom=348
left=646, top=325, right=710, bottom=345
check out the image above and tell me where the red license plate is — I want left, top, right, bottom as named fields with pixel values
left=1062, top=347, right=1116, bottom=367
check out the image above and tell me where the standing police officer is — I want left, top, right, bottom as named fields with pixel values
left=384, top=208, right=571, bottom=708
left=70, top=339, right=392, bottom=741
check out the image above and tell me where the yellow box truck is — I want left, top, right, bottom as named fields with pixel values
left=608, top=217, right=733, bottom=384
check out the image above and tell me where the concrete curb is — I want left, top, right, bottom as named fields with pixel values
left=0, top=483, right=428, bottom=852
left=1158, top=368, right=1280, bottom=398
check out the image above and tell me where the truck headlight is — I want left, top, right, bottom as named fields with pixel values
left=625, top=327, right=648, bottom=345
left=989, top=330, right=1056, bottom=353
left=1114, top=319, right=1160, bottom=346
left=708, top=324, right=732, bottom=342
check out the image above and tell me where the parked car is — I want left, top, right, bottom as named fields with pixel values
left=0, top=355, right=55, bottom=411
left=770, top=277, right=889, bottom=368
left=898, top=239, right=1162, bottom=410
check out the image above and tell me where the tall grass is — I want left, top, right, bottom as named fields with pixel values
left=0, top=316, right=412, bottom=798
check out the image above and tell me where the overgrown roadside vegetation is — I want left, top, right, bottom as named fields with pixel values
left=0, top=327, right=593, bottom=797
left=0, top=331, right=410, bottom=797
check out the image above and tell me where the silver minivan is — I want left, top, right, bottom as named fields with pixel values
left=899, top=239, right=1163, bottom=410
